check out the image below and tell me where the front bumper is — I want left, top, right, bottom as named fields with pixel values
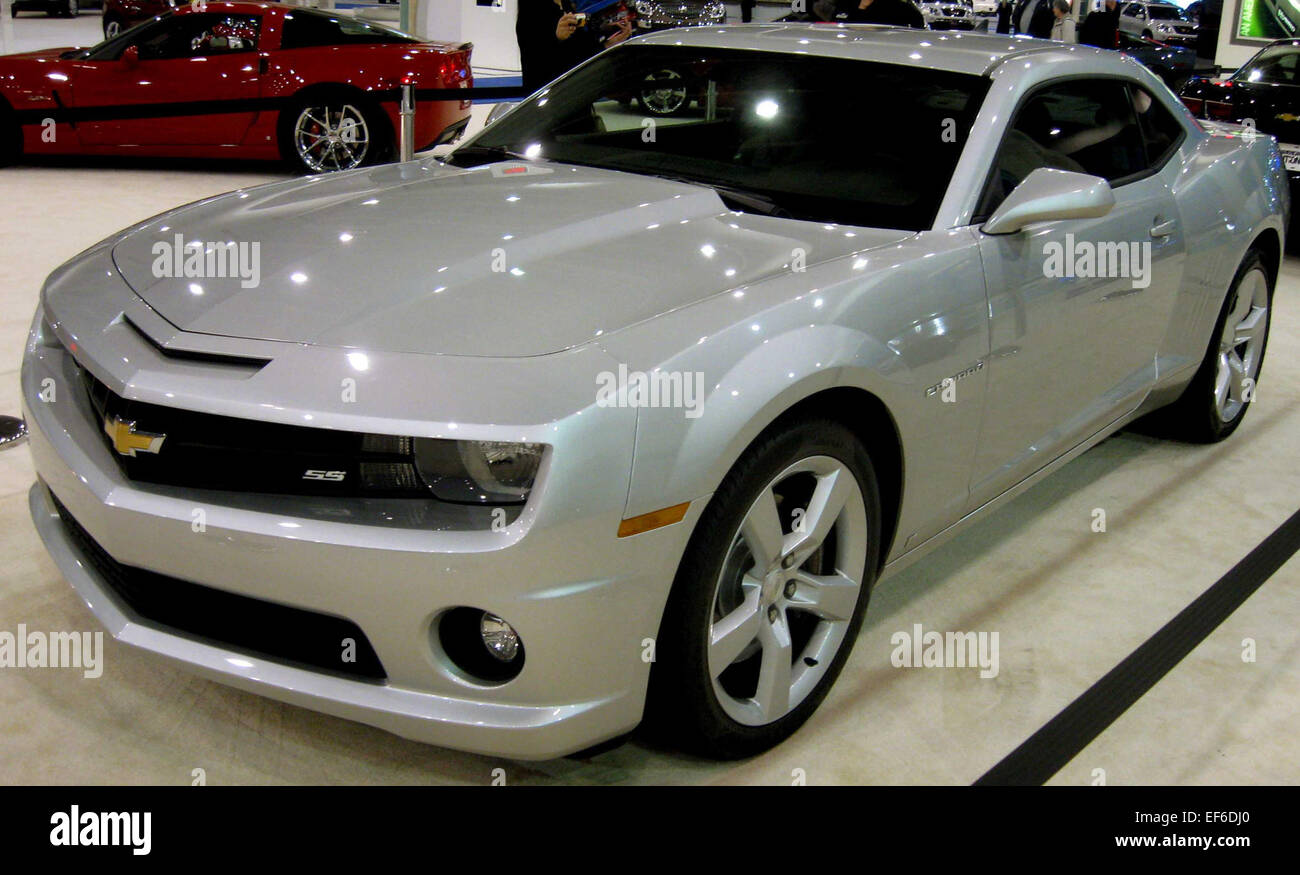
left=21, top=303, right=704, bottom=760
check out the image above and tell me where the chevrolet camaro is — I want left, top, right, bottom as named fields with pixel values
left=15, top=26, right=1286, bottom=759
left=0, top=2, right=472, bottom=173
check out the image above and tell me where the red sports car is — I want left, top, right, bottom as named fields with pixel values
left=0, top=2, right=473, bottom=173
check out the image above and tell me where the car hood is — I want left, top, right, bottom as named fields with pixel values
left=108, top=160, right=911, bottom=358
left=1, top=46, right=82, bottom=62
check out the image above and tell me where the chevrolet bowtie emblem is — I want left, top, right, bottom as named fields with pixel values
left=104, top=416, right=165, bottom=457
left=1277, top=113, right=1300, bottom=122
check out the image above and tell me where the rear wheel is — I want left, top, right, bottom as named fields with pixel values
left=1157, top=249, right=1272, bottom=442
left=647, top=418, right=881, bottom=758
left=279, top=94, right=391, bottom=174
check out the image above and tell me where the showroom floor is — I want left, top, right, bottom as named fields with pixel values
left=1, top=12, right=1298, bottom=786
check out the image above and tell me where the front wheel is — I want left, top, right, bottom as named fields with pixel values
left=647, top=418, right=881, bottom=758
left=279, top=96, right=390, bottom=174
left=1157, top=249, right=1272, bottom=442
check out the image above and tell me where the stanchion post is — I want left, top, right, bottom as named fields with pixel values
left=400, top=80, right=416, bottom=163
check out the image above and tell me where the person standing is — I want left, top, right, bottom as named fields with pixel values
left=741, top=0, right=756, bottom=22
left=1050, top=0, right=1077, bottom=41
left=516, top=0, right=632, bottom=94
left=844, top=0, right=926, bottom=27
left=996, top=0, right=1013, bottom=33
left=1078, top=0, right=1120, bottom=48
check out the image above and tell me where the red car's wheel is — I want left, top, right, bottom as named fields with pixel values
left=280, top=95, right=390, bottom=174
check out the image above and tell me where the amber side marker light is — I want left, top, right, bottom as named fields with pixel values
left=617, top=502, right=691, bottom=538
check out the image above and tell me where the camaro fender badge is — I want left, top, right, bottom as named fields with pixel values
left=925, top=360, right=984, bottom=398
left=103, top=416, right=165, bottom=457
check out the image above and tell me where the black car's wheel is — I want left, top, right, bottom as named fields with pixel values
left=637, top=68, right=690, bottom=117
left=1158, top=248, right=1272, bottom=442
left=647, top=417, right=881, bottom=759
left=278, top=93, right=391, bottom=174
left=103, top=13, right=124, bottom=38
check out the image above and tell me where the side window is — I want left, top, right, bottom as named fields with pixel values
left=280, top=11, right=407, bottom=49
left=136, top=14, right=260, bottom=60
left=979, top=80, right=1146, bottom=217
left=1130, top=85, right=1185, bottom=167
left=1244, top=50, right=1300, bottom=85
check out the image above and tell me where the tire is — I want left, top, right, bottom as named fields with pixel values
left=1156, top=248, right=1272, bottom=442
left=103, top=14, right=123, bottom=38
left=636, top=68, right=691, bottom=117
left=278, top=93, right=392, bottom=174
left=646, top=418, right=882, bottom=759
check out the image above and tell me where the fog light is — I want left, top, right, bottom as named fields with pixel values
left=480, top=613, right=520, bottom=662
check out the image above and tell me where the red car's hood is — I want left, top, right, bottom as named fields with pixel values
left=0, top=46, right=83, bottom=62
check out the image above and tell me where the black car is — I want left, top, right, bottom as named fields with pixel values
left=1117, top=29, right=1197, bottom=88
left=1180, top=39, right=1300, bottom=180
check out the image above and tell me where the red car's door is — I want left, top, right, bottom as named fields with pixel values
left=68, top=11, right=263, bottom=147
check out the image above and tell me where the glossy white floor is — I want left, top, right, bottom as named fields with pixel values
left=1, top=18, right=1298, bottom=788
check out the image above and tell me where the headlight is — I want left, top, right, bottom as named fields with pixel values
left=702, top=1, right=726, bottom=20
left=414, top=439, right=544, bottom=505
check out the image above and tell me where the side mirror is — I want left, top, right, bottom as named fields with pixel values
left=0, top=415, right=28, bottom=451
left=122, top=45, right=140, bottom=70
left=981, top=167, right=1115, bottom=235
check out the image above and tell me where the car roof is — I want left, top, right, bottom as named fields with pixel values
left=634, top=23, right=1110, bottom=77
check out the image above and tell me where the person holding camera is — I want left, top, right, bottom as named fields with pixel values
left=517, top=1, right=634, bottom=93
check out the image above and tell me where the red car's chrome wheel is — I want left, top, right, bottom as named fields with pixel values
left=292, top=103, right=372, bottom=173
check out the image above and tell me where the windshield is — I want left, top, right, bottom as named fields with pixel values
left=1147, top=5, right=1186, bottom=19
left=456, top=46, right=989, bottom=231
left=80, top=11, right=176, bottom=60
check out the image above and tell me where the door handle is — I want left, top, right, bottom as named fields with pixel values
left=1150, top=218, right=1177, bottom=238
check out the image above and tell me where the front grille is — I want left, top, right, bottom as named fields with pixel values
left=51, top=492, right=387, bottom=681
left=80, top=369, right=426, bottom=499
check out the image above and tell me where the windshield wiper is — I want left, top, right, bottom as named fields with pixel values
left=711, top=185, right=790, bottom=218
left=443, top=144, right=528, bottom=168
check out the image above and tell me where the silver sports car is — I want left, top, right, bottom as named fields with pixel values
left=17, top=26, right=1287, bottom=760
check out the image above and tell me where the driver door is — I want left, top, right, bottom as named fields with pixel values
left=968, top=78, right=1187, bottom=508
left=67, top=12, right=264, bottom=147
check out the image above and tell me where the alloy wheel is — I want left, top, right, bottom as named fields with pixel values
left=707, top=455, right=868, bottom=726
left=293, top=104, right=371, bottom=173
left=640, top=69, right=688, bottom=115
left=1214, top=266, right=1268, bottom=423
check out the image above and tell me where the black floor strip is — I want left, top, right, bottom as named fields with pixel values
left=975, top=506, right=1300, bottom=786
